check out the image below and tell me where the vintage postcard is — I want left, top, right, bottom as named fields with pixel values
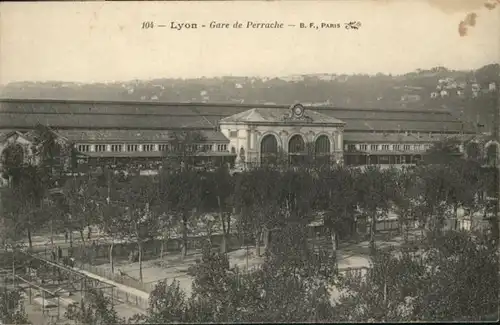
left=0, top=0, right=499, bottom=324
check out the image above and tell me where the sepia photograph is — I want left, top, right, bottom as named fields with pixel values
left=0, top=0, right=499, bottom=324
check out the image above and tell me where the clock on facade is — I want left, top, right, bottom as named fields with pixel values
left=292, top=104, right=304, bottom=118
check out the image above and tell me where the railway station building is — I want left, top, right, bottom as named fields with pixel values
left=0, top=98, right=497, bottom=174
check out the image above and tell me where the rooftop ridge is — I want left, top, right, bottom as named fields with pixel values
left=0, top=98, right=453, bottom=114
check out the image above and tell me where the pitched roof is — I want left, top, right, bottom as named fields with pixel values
left=0, top=113, right=219, bottom=130
left=0, top=98, right=471, bottom=133
left=220, top=107, right=345, bottom=125
left=56, top=129, right=229, bottom=143
left=0, top=130, right=35, bottom=142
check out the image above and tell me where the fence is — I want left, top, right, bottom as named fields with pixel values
left=73, top=234, right=244, bottom=262
left=112, top=286, right=149, bottom=310
left=77, top=262, right=155, bottom=293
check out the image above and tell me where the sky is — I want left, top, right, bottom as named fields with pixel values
left=0, top=0, right=498, bottom=84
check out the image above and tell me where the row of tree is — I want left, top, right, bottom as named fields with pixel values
left=61, top=227, right=498, bottom=324
left=0, top=126, right=498, bottom=324
left=2, top=162, right=498, bottom=282
left=0, top=127, right=498, bottom=280
left=2, top=227, right=498, bottom=324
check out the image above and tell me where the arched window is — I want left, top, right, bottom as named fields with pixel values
left=260, top=134, right=278, bottom=165
left=314, top=135, right=331, bottom=154
left=288, top=135, right=306, bottom=166
left=314, top=135, right=331, bottom=167
left=288, top=135, right=305, bottom=153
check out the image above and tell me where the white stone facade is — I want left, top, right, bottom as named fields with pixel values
left=219, top=104, right=345, bottom=166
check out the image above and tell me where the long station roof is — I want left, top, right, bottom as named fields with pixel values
left=0, top=99, right=473, bottom=139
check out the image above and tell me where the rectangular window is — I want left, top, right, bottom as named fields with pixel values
left=229, top=131, right=238, bottom=138
left=95, top=145, right=106, bottom=152
left=347, top=144, right=356, bottom=151
left=159, top=144, right=170, bottom=151
left=111, top=145, right=123, bottom=152
left=143, top=144, right=155, bottom=152
left=127, top=144, right=139, bottom=152
left=381, top=144, right=390, bottom=151
left=370, top=144, right=378, bottom=151
left=393, top=144, right=401, bottom=151
left=218, top=144, right=227, bottom=151
left=202, top=144, right=213, bottom=152
left=359, top=144, right=368, bottom=151
left=403, top=145, right=411, bottom=151
left=77, top=144, right=90, bottom=152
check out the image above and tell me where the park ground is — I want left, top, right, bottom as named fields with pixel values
left=20, top=228, right=423, bottom=321
left=79, top=229, right=422, bottom=299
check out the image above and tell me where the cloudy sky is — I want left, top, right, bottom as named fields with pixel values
left=0, top=0, right=498, bottom=84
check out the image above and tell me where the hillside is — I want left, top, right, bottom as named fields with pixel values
left=1, top=64, right=498, bottom=132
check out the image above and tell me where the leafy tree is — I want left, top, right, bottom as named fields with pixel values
left=65, top=288, right=123, bottom=325
left=416, top=231, right=498, bottom=321
left=356, top=166, right=394, bottom=255
left=315, top=166, right=359, bottom=254
left=95, top=168, right=129, bottom=273
left=0, top=126, right=69, bottom=249
left=335, top=248, right=426, bottom=322
left=412, top=164, right=457, bottom=234
left=277, top=168, right=317, bottom=225
left=111, top=175, right=161, bottom=282
left=0, top=289, right=30, bottom=325
left=161, top=130, right=207, bottom=170
left=0, top=189, right=28, bottom=251
left=186, top=244, right=242, bottom=322
left=138, top=279, right=189, bottom=323
left=242, top=223, right=336, bottom=323
left=1, top=165, right=47, bottom=248
left=335, top=230, right=498, bottom=322
left=0, top=142, right=25, bottom=186
left=391, top=166, right=419, bottom=240
left=141, top=236, right=337, bottom=323
left=62, top=175, right=100, bottom=246
left=160, top=169, right=204, bottom=259
left=233, top=167, right=282, bottom=256
left=201, top=166, right=235, bottom=253
left=424, top=137, right=462, bottom=165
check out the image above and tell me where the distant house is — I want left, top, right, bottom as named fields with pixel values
left=400, top=94, right=421, bottom=102
left=445, top=82, right=458, bottom=89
